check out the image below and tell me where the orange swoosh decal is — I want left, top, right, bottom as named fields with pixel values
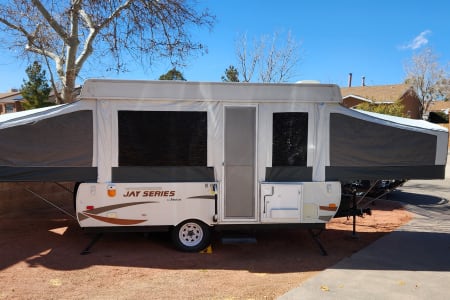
left=319, top=205, right=338, bottom=211
left=83, top=212, right=147, bottom=225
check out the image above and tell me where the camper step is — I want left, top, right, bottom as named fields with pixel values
left=221, top=235, right=257, bottom=245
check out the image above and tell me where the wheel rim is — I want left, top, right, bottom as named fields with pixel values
left=178, top=222, right=204, bottom=247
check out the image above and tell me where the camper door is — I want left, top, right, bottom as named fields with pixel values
left=222, top=105, right=258, bottom=221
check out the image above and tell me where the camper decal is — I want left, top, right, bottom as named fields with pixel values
left=81, top=212, right=147, bottom=225
left=319, top=205, right=338, bottom=212
left=187, top=195, right=216, bottom=200
left=123, top=190, right=176, bottom=198
left=107, top=184, right=116, bottom=197
left=78, top=201, right=156, bottom=225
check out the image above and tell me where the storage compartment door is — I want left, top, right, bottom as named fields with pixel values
left=261, top=183, right=302, bottom=223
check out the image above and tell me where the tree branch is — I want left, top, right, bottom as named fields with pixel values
left=0, top=17, right=59, bottom=64
left=75, top=1, right=134, bottom=71
left=41, top=49, right=64, bottom=104
left=25, top=44, right=64, bottom=80
left=97, top=0, right=134, bottom=31
left=30, top=0, right=70, bottom=43
left=75, top=9, right=98, bottom=70
left=0, top=17, right=30, bottom=37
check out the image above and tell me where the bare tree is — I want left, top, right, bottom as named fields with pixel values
left=236, top=33, right=262, bottom=82
left=404, top=47, right=449, bottom=117
left=235, top=31, right=302, bottom=83
left=0, top=0, right=214, bottom=103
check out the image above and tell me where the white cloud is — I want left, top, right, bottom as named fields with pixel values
left=401, top=30, right=431, bottom=50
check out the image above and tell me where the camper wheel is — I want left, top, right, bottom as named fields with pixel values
left=171, top=219, right=211, bottom=252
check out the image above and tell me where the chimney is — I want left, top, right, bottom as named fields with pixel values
left=348, top=73, right=352, bottom=87
left=362, top=76, right=366, bottom=86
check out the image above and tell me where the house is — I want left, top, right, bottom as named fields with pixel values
left=427, top=100, right=450, bottom=116
left=0, top=90, right=23, bottom=114
left=427, top=100, right=450, bottom=127
left=426, top=101, right=450, bottom=147
left=341, top=84, right=421, bottom=119
left=0, top=87, right=81, bottom=114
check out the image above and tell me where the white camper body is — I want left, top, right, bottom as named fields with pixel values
left=74, top=80, right=345, bottom=251
left=76, top=181, right=341, bottom=227
left=0, top=79, right=447, bottom=251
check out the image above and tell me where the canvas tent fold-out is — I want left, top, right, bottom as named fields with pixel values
left=325, top=107, right=448, bottom=181
left=0, top=101, right=97, bottom=182
left=0, top=79, right=447, bottom=185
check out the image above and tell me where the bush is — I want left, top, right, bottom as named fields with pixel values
left=428, top=111, right=449, bottom=123
left=355, top=101, right=406, bottom=117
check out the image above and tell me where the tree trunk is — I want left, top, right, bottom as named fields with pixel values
left=61, top=70, right=76, bottom=103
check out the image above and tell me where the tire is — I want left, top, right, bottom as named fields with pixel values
left=171, top=219, right=211, bottom=252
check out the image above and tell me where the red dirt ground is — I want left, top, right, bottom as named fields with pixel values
left=0, top=187, right=411, bottom=300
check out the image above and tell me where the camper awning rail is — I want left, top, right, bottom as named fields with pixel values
left=80, top=79, right=342, bottom=103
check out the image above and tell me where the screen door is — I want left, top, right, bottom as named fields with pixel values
left=224, top=106, right=256, bottom=219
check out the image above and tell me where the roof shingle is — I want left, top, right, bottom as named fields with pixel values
left=341, top=84, right=413, bottom=103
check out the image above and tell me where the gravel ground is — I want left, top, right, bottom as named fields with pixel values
left=0, top=188, right=411, bottom=300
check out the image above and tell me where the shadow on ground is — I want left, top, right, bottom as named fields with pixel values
left=0, top=208, right=400, bottom=274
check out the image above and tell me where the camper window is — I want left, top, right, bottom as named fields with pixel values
left=272, top=112, right=308, bottom=166
left=118, top=111, right=207, bottom=166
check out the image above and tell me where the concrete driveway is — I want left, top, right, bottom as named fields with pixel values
left=280, top=156, right=450, bottom=300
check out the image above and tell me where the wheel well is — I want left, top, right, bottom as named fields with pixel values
left=175, top=219, right=212, bottom=229
left=73, top=182, right=82, bottom=211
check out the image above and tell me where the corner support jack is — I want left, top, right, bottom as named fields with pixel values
left=308, top=228, right=328, bottom=256
left=81, top=233, right=103, bottom=255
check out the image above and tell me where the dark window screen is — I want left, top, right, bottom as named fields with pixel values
left=329, top=113, right=436, bottom=166
left=0, top=110, right=93, bottom=166
left=272, top=112, right=308, bottom=166
left=118, top=111, right=207, bottom=166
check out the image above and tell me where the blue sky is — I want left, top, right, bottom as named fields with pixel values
left=1, top=0, right=449, bottom=91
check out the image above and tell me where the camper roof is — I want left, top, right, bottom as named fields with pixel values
left=80, top=79, right=342, bottom=103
